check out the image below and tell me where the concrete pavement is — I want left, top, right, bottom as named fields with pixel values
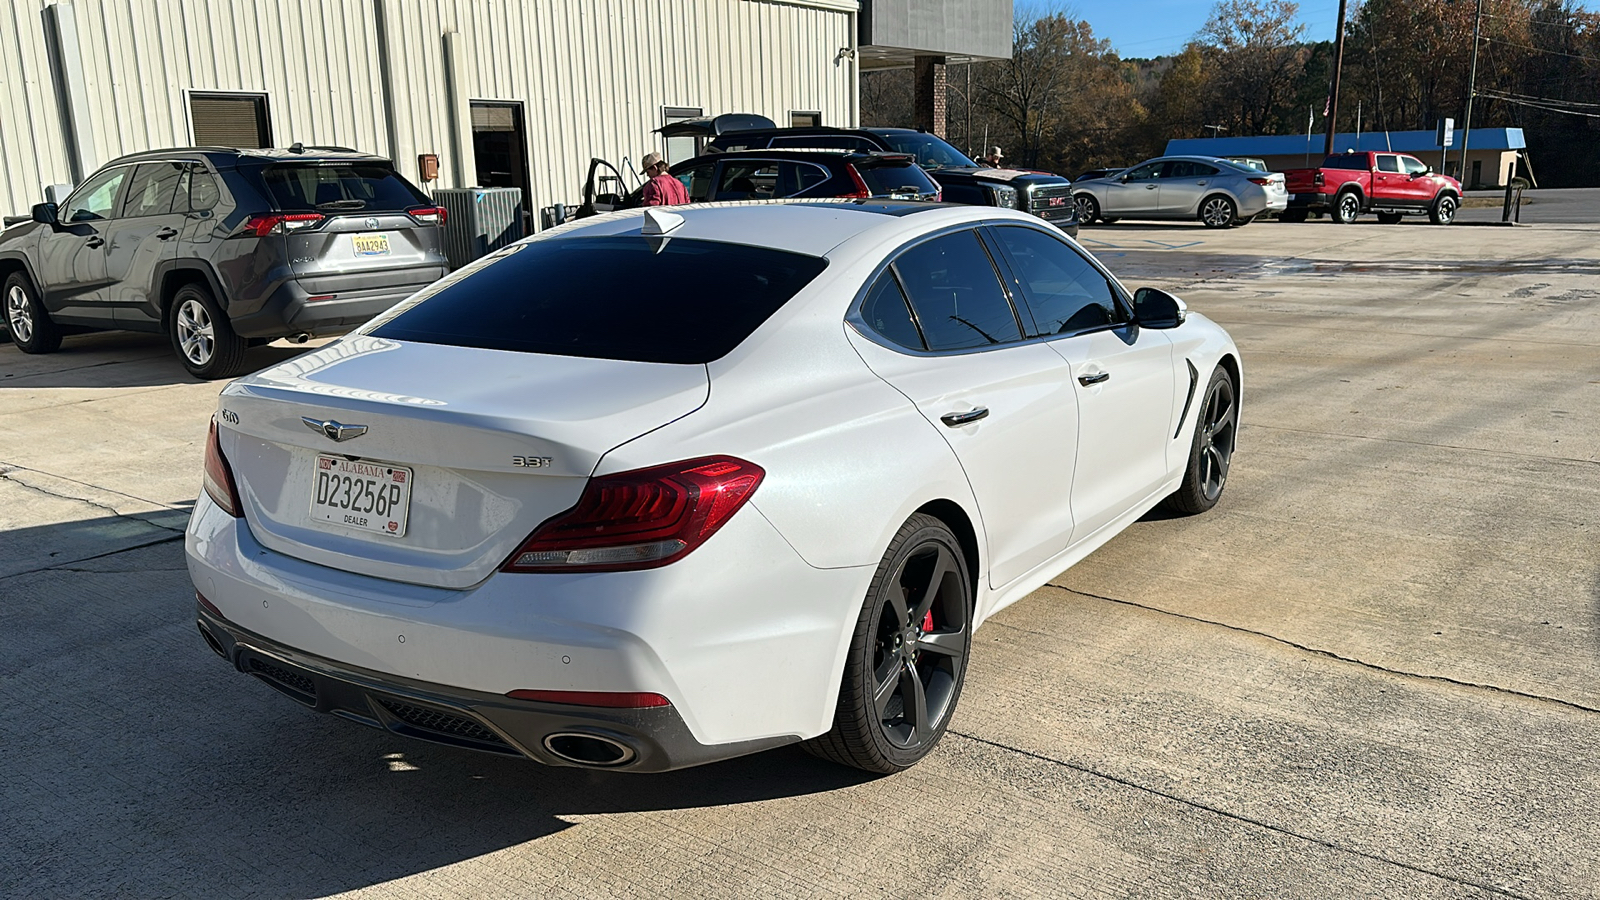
left=2, top=219, right=1598, bottom=898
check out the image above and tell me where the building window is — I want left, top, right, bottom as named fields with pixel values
left=662, top=106, right=703, bottom=164
left=190, top=92, right=272, bottom=148
left=791, top=111, right=821, bottom=128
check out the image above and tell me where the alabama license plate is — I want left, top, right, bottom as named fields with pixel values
left=352, top=233, right=391, bottom=256
left=310, top=455, right=411, bottom=537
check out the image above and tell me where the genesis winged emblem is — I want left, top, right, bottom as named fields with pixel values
left=302, top=417, right=368, bottom=443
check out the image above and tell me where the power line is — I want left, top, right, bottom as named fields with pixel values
left=1477, top=88, right=1600, bottom=118
left=1480, top=35, right=1600, bottom=64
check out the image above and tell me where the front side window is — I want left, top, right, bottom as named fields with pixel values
left=992, top=225, right=1126, bottom=337
left=63, top=167, right=128, bottom=222
left=1123, top=162, right=1163, bottom=182
left=370, top=237, right=828, bottom=364
left=121, top=163, right=185, bottom=218
left=892, top=230, right=1021, bottom=351
left=1376, top=155, right=1401, bottom=173
left=1400, top=156, right=1429, bottom=176
left=676, top=162, right=716, bottom=201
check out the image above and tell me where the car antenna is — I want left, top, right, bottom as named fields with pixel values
left=289, top=141, right=305, bottom=154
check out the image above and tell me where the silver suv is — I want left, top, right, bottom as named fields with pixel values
left=1, top=146, right=448, bottom=378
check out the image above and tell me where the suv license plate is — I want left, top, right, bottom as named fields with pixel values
left=353, top=233, right=391, bottom=256
left=310, top=455, right=411, bottom=537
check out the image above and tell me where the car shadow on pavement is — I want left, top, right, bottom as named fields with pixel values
left=0, top=521, right=879, bottom=898
left=0, top=330, right=314, bottom=389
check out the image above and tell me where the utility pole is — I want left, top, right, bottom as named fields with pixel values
left=1323, top=0, right=1349, bottom=156
left=1458, top=0, right=1484, bottom=186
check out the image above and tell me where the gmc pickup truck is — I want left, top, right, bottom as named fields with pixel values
left=1283, top=151, right=1462, bottom=225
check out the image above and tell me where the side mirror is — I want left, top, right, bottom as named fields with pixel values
left=31, top=202, right=58, bottom=226
left=1134, top=287, right=1187, bottom=329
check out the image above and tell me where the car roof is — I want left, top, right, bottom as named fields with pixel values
left=540, top=200, right=1026, bottom=258
left=686, top=148, right=914, bottom=164
left=103, top=146, right=390, bottom=167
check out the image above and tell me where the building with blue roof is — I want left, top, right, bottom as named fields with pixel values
left=1165, top=129, right=1528, bottom=189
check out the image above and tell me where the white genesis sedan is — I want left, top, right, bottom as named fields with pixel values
left=187, top=201, right=1240, bottom=774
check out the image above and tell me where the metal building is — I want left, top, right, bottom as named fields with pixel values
left=0, top=0, right=1007, bottom=221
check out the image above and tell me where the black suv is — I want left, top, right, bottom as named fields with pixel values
left=705, top=127, right=1078, bottom=235
left=579, top=148, right=941, bottom=216
left=1, top=146, right=448, bottom=378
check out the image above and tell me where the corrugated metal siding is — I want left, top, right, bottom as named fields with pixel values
left=0, top=0, right=72, bottom=216
left=0, top=0, right=855, bottom=219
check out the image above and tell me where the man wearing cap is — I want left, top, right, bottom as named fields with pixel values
left=639, top=152, right=690, bottom=206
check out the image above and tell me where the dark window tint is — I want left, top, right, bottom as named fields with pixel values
left=1325, top=155, right=1369, bottom=170
left=855, top=163, right=939, bottom=197
left=874, top=132, right=978, bottom=169
left=121, top=163, right=185, bottom=217
left=187, top=166, right=222, bottom=211
left=992, top=225, right=1126, bottom=336
left=715, top=162, right=778, bottom=199
left=859, top=271, right=924, bottom=350
left=770, top=134, right=874, bottom=150
left=1192, top=163, right=1220, bottom=177
left=1123, top=162, right=1162, bottom=181
left=261, top=163, right=428, bottom=212
left=892, top=231, right=1020, bottom=351
left=63, top=167, right=128, bottom=222
left=1376, top=155, right=1401, bottom=173
left=370, top=237, right=829, bottom=364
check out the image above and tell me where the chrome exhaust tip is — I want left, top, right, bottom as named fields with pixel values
left=542, top=732, right=637, bottom=768
left=289, top=332, right=312, bottom=344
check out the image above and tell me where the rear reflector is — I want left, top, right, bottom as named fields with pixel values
left=507, top=689, right=671, bottom=708
left=203, top=419, right=244, bottom=518
left=502, top=455, right=764, bottom=573
left=196, top=591, right=223, bottom=617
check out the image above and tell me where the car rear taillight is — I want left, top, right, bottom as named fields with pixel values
left=242, top=212, right=325, bottom=237
left=1248, top=177, right=1271, bottom=185
left=407, top=205, right=448, bottom=226
left=506, top=689, right=671, bottom=708
left=1314, top=172, right=1325, bottom=187
left=843, top=166, right=872, bottom=199
left=502, top=456, right=764, bottom=573
left=203, top=419, right=243, bottom=518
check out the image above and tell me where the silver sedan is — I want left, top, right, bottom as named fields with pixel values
left=1073, top=156, right=1287, bottom=228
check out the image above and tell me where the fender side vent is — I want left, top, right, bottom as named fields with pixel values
left=1174, top=359, right=1200, bottom=438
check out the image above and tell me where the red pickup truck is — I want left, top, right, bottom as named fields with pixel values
left=1282, top=151, right=1462, bottom=225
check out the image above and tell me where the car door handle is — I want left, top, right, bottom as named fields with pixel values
left=1078, top=372, right=1111, bottom=386
left=156, top=227, right=178, bottom=239
left=84, top=237, right=104, bottom=248
left=1145, top=184, right=1157, bottom=189
left=1196, top=181, right=1207, bottom=186
left=940, top=407, right=989, bottom=427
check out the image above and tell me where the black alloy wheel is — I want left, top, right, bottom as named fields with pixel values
left=1333, top=190, right=1362, bottom=224
left=1074, top=194, right=1100, bottom=225
left=1429, top=194, right=1458, bottom=225
left=1164, top=366, right=1238, bottom=515
left=804, top=514, right=972, bottom=774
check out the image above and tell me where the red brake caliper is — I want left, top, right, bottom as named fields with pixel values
left=921, top=610, right=934, bottom=632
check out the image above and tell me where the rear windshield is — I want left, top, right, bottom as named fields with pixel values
left=856, top=163, right=940, bottom=197
left=261, top=163, right=429, bottom=212
left=370, top=236, right=829, bottom=364
left=875, top=133, right=979, bottom=169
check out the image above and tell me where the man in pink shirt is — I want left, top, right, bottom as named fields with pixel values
left=639, top=152, right=690, bottom=206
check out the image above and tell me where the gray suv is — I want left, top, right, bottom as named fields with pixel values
left=1, top=146, right=448, bottom=378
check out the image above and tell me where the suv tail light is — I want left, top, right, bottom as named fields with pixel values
left=503, top=456, right=764, bottom=573
left=242, top=212, right=325, bottom=237
left=842, top=166, right=872, bottom=199
left=407, top=205, right=448, bottom=226
left=203, top=419, right=243, bottom=518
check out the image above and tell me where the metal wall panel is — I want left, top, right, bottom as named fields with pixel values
left=860, top=0, right=1011, bottom=60
left=0, top=0, right=856, bottom=221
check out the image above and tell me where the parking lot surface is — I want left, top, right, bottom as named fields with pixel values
left=3, top=214, right=1598, bottom=898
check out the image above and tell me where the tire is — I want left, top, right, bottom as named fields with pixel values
left=803, top=513, right=973, bottom=774
left=1429, top=193, right=1458, bottom=226
left=168, top=282, right=247, bottom=380
left=5, top=271, right=62, bottom=354
left=1332, top=190, right=1362, bottom=224
left=1074, top=194, right=1100, bottom=225
left=1163, top=366, right=1238, bottom=516
left=1376, top=212, right=1404, bottom=225
left=1279, top=209, right=1308, bottom=223
left=1199, top=195, right=1236, bottom=228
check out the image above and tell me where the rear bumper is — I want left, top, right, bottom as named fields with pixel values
left=1287, top=192, right=1332, bottom=211
left=196, top=606, right=792, bottom=771
left=228, top=266, right=448, bottom=338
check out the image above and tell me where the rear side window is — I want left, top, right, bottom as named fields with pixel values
left=121, top=163, right=185, bottom=218
left=991, top=225, right=1127, bottom=336
left=859, top=272, right=925, bottom=350
left=855, top=163, right=939, bottom=197
left=715, top=162, right=778, bottom=199
left=677, top=162, right=716, bottom=201
left=261, top=163, right=428, bottom=212
left=1376, top=155, right=1401, bottom=173
left=892, top=231, right=1021, bottom=351
left=370, top=237, right=829, bottom=364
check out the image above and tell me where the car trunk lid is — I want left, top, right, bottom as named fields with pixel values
left=217, top=336, right=709, bottom=590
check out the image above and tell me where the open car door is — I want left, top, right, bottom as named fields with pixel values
left=578, top=158, right=640, bottom=219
